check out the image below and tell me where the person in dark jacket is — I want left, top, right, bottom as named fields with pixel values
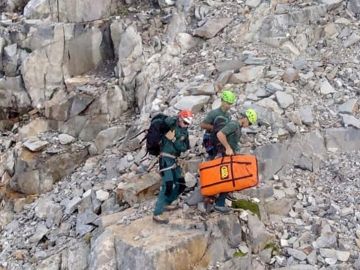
left=200, top=89, right=236, bottom=159
left=153, top=110, right=193, bottom=224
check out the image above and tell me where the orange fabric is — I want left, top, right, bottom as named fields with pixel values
left=199, top=155, right=259, bottom=196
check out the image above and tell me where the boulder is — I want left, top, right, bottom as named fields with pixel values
left=113, top=216, right=208, bottom=270
left=24, top=0, right=113, bottom=22
left=194, top=18, right=232, bottom=39
left=116, top=173, right=161, bottom=206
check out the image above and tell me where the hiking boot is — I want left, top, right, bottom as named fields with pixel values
left=165, top=203, right=180, bottom=211
left=214, top=205, right=231, bottom=214
left=225, top=193, right=237, bottom=202
left=153, top=214, right=169, bottom=224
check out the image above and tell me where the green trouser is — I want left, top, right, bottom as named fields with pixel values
left=154, top=156, right=185, bottom=216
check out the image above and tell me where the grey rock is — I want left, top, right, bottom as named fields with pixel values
left=338, top=99, right=358, bottom=114
left=175, top=33, right=198, bottom=51
left=285, top=122, right=297, bottom=134
left=259, top=248, right=272, bottom=263
left=101, top=196, right=121, bottom=215
left=174, top=95, right=210, bottom=113
left=29, top=223, right=49, bottom=243
left=58, top=134, right=75, bottom=145
left=274, top=265, right=316, bottom=270
left=89, top=230, right=117, bottom=270
left=230, top=66, right=265, bottom=83
left=24, top=0, right=113, bottom=22
left=194, top=18, right=232, bottom=39
left=247, top=214, right=275, bottom=253
left=116, top=173, right=160, bottom=206
left=287, top=248, right=307, bottom=261
left=187, top=83, right=216, bottom=96
left=256, top=98, right=283, bottom=115
left=343, top=32, right=360, bottom=48
left=341, top=114, right=360, bottom=128
left=256, top=88, right=272, bottom=98
left=79, top=115, right=110, bottom=141
left=2, top=44, right=19, bottom=76
left=314, top=233, right=337, bottom=248
left=266, top=198, right=294, bottom=216
left=69, top=94, right=95, bottom=118
left=35, top=197, right=56, bottom=219
left=76, top=211, right=97, bottom=236
left=215, top=59, right=244, bottom=73
left=282, top=68, right=300, bottom=83
left=76, top=224, right=95, bottom=237
left=320, top=79, right=336, bottom=95
left=37, top=254, right=61, bottom=270
left=95, top=126, right=126, bottom=153
left=0, top=76, right=31, bottom=118
left=325, top=128, right=360, bottom=152
left=294, top=154, right=313, bottom=171
left=246, top=0, right=261, bottom=8
left=347, top=0, right=360, bottom=17
left=185, top=187, right=204, bottom=206
left=219, top=254, right=252, bottom=270
left=307, top=250, right=317, bottom=265
left=217, top=215, right=242, bottom=248
left=114, top=216, right=207, bottom=269
left=66, top=242, right=89, bottom=270
left=96, top=190, right=109, bottom=202
left=319, top=0, right=343, bottom=10
left=299, top=105, right=314, bottom=126
left=215, top=70, right=234, bottom=90
left=23, top=138, right=49, bottom=152
left=266, top=82, right=283, bottom=93
left=65, top=197, right=82, bottom=215
left=244, top=55, right=267, bottom=65
left=275, top=91, right=294, bottom=109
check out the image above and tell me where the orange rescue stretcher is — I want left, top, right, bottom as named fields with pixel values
left=199, top=155, right=259, bottom=196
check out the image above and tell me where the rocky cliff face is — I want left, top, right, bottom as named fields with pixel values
left=1, top=0, right=360, bottom=269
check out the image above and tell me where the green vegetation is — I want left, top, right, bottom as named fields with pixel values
left=233, top=250, right=247, bottom=257
left=264, top=242, right=280, bottom=255
left=232, top=199, right=260, bottom=219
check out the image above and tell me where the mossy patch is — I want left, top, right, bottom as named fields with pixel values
left=232, top=199, right=260, bottom=219
left=83, top=233, right=92, bottom=244
left=264, top=242, right=280, bottom=255
left=117, top=6, right=129, bottom=17
left=233, top=250, right=247, bottom=257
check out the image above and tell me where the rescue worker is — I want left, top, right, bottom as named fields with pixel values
left=200, top=89, right=236, bottom=159
left=153, top=110, right=193, bottom=224
left=185, top=89, right=237, bottom=209
left=213, top=108, right=258, bottom=213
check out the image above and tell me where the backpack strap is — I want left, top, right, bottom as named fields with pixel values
left=160, top=152, right=177, bottom=159
left=130, top=129, right=147, bottom=141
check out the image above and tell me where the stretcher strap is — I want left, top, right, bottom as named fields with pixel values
left=201, top=174, right=254, bottom=189
left=230, top=155, right=235, bottom=187
left=199, top=161, right=252, bottom=171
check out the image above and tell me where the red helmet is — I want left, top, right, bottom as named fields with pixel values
left=179, top=110, right=193, bottom=125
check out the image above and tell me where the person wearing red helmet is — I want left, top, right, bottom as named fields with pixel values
left=153, top=110, right=193, bottom=224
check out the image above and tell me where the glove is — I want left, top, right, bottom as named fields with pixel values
left=165, top=130, right=176, bottom=141
left=165, top=181, right=173, bottom=196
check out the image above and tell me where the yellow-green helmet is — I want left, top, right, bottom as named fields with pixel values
left=245, top=108, right=257, bottom=124
left=220, top=89, right=236, bottom=104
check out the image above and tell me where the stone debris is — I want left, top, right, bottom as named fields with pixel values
left=1, top=0, right=360, bottom=269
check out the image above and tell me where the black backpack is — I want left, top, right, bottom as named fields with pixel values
left=145, top=113, right=170, bottom=156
